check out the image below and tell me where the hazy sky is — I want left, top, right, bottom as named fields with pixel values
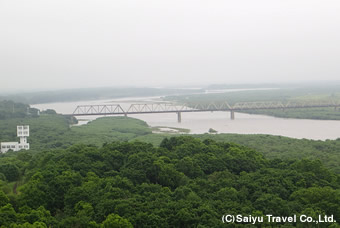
left=1, top=0, right=340, bottom=91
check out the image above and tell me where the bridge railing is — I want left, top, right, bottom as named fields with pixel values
left=71, top=100, right=339, bottom=116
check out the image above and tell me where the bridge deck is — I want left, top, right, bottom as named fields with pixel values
left=68, top=101, right=339, bottom=116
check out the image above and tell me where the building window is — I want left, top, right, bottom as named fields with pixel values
left=24, top=145, right=28, bottom=148
left=24, top=126, right=28, bottom=130
left=11, top=145, right=15, bottom=148
left=7, top=145, right=10, bottom=148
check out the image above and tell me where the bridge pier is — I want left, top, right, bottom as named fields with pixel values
left=124, top=113, right=127, bottom=117
left=177, top=112, right=182, bottom=123
left=230, top=110, right=235, bottom=120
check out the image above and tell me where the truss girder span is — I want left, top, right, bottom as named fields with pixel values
left=73, top=105, right=125, bottom=115
left=71, top=101, right=339, bottom=116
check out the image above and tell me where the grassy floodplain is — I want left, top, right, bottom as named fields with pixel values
left=1, top=100, right=340, bottom=227
left=164, top=84, right=340, bottom=120
left=1, top=112, right=340, bottom=173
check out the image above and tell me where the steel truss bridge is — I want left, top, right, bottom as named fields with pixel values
left=68, top=100, right=340, bottom=122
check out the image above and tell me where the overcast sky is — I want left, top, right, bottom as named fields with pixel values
left=0, top=0, right=340, bottom=91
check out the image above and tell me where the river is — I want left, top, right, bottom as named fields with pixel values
left=32, top=96, right=340, bottom=141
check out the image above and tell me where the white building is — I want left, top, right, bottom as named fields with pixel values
left=0, top=125, right=30, bottom=153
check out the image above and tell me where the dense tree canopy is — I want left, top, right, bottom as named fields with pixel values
left=1, top=137, right=339, bottom=227
left=1, top=101, right=340, bottom=227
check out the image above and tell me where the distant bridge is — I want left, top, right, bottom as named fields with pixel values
left=68, top=101, right=339, bottom=122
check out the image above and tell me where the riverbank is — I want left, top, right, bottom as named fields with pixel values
left=164, top=85, right=340, bottom=120
left=32, top=96, right=340, bottom=140
left=2, top=113, right=340, bottom=174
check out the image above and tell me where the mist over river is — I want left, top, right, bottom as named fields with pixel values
left=32, top=97, right=340, bottom=141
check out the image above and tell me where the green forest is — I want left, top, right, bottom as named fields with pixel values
left=1, top=100, right=340, bottom=227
